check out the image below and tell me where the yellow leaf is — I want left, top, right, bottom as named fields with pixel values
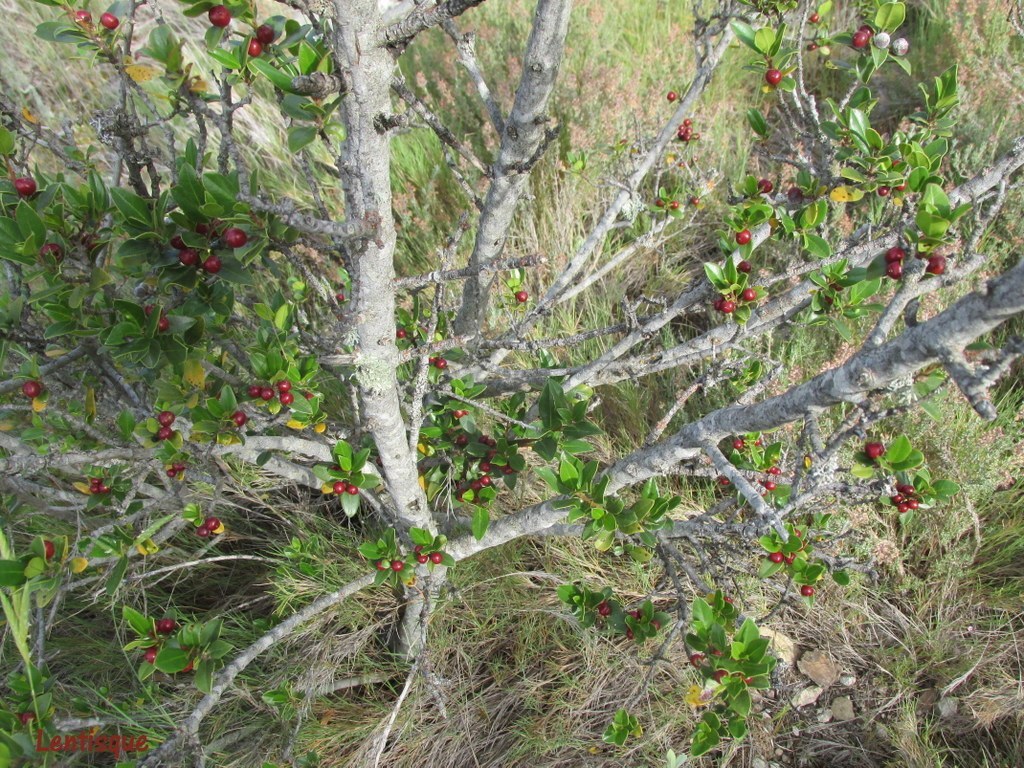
left=285, top=419, right=304, bottom=430
left=313, top=423, right=327, bottom=434
left=685, top=684, right=709, bottom=708
left=32, top=397, right=46, bottom=412
left=804, top=454, right=813, bottom=470
left=417, top=442, right=428, bottom=455
left=0, top=421, right=14, bottom=431
left=70, top=557, right=89, bottom=574
left=321, top=484, right=333, bottom=495
left=125, top=64, right=158, bottom=84
left=73, top=482, right=93, bottom=495
left=22, top=107, right=38, bottom=124
left=45, top=348, right=68, bottom=358
left=183, top=358, right=206, bottom=388
left=135, top=543, right=149, bottom=556
left=189, top=78, right=208, bottom=93
left=418, top=475, right=426, bottom=490
left=187, top=392, right=200, bottom=408
left=85, top=387, right=96, bottom=421
left=829, top=185, right=864, bottom=203
left=211, top=522, right=225, bottom=535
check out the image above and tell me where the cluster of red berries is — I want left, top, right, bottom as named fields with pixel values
left=166, top=461, right=187, bottom=479
left=413, top=545, right=444, bottom=565
left=144, top=304, right=172, bottom=333
left=331, top=479, right=360, bottom=496
left=21, top=379, right=43, bottom=399
left=73, top=10, right=120, bottom=28
left=246, top=24, right=276, bottom=56
left=888, top=244, right=946, bottom=278
left=890, top=483, right=921, bottom=514
left=429, top=357, right=448, bottom=370
left=247, top=379, right=296, bottom=406
left=676, top=118, right=700, bottom=143
left=713, top=285, right=759, bottom=314
left=852, top=24, right=873, bottom=49
left=195, top=516, right=222, bottom=538
left=88, top=476, right=111, bottom=495
left=155, top=410, right=177, bottom=441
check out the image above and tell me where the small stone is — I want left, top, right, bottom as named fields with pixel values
left=937, top=697, right=958, bottom=719
left=891, top=37, right=909, bottom=56
left=752, top=758, right=769, bottom=768
left=817, top=708, right=834, bottom=723
left=792, top=685, right=824, bottom=708
left=919, top=687, right=940, bottom=712
left=797, top=650, right=840, bottom=687
left=761, top=628, right=798, bottom=666
left=839, top=673, right=856, bottom=687
left=832, top=695, right=856, bottom=721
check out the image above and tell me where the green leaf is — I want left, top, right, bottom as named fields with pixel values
left=0, top=126, right=15, bottom=156
left=195, top=659, right=214, bottom=693
left=753, top=27, right=775, bottom=55
left=0, top=559, right=28, bottom=586
left=105, top=556, right=128, bottom=596
left=883, top=435, right=912, bottom=464
left=471, top=507, right=490, bottom=540
left=123, top=606, right=153, bottom=637
left=248, top=57, right=295, bottom=91
left=874, top=2, right=905, bottom=32
left=730, top=21, right=757, bottom=51
left=155, top=647, right=191, bottom=674
left=746, top=108, right=768, bottom=137
left=111, top=187, right=153, bottom=226
left=832, top=570, right=851, bottom=585
left=287, top=125, right=317, bottom=153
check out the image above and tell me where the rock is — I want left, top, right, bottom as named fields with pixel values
left=752, top=758, right=769, bottom=768
left=839, top=673, right=856, bottom=687
left=797, top=650, right=839, bottom=687
left=937, top=697, right=958, bottom=719
left=919, top=687, right=940, bottom=713
left=760, top=628, right=798, bottom=666
left=791, top=685, right=824, bottom=708
left=817, top=708, right=834, bottom=723
left=832, top=695, right=856, bottom=721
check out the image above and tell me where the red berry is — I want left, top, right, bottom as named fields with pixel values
left=762, top=480, right=777, bottom=491
left=43, top=540, right=55, bottom=560
left=480, top=475, right=492, bottom=487
left=765, top=69, right=783, bottom=86
left=260, top=387, right=274, bottom=401
left=195, top=223, right=211, bottom=236
left=713, top=669, right=728, bottom=682
left=40, top=242, right=63, bottom=260
left=256, top=24, right=276, bottom=44
left=156, top=426, right=173, bottom=441
left=741, top=288, right=757, bottom=302
left=157, top=411, right=176, bottom=427
left=767, top=466, right=782, bottom=475
left=757, top=178, right=773, bottom=194
left=877, top=186, right=891, bottom=197
left=788, top=186, right=804, bottom=202
left=156, top=618, right=177, bottom=634
left=768, top=551, right=784, bottom=563
left=597, top=601, right=612, bottom=616
left=859, top=24, right=873, bottom=33
left=732, top=438, right=745, bottom=450
left=208, top=5, right=231, bottom=27
left=800, top=585, right=815, bottom=597
left=231, top=410, right=248, bottom=428
left=247, top=39, right=263, bottom=57
left=247, top=385, right=261, bottom=398
left=178, top=248, right=199, bottom=267
left=455, top=434, right=469, bottom=447
left=222, top=227, right=248, bottom=248
left=196, top=525, right=210, bottom=538
left=852, top=30, right=870, bottom=48
left=891, top=494, right=905, bottom=505
left=19, top=712, right=34, bottom=725
left=100, top=12, right=119, bottom=29
left=21, top=380, right=42, bottom=399
left=434, top=358, right=448, bottom=370
left=277, top=380, right=292, bottom=393
left=926, top=256, right=946, bottom=275
left=390, top=560, right=404, bottom=572
left=202, top=255, right=222, bottom=273
left=157, top=316, right=170, bottom=332
left=737, top=260, right=752, bottom=273
left=885, top=247, right=905, bottom=263
left=785, top=552, right=796, bottom=564
left=74, top=10, right=92, bottom=24
left=886, top=261, right=903, bottom=280
left=417, top=554, right=429, bottom=564
left=279, top=391, right=295, bottom=405
left=333, top=481, right=346, bottom=495
left=897, top=502, right=911, bottom=513
left=720, top=300, right=736, bottom=314
left=143, top=647, right=158, bottom=663
left=716, top=475, right=730, bottom=486
left=429, top=551, right=443, bottom=564
left=396, top=328, right=407, bottom=339
left=897, top=484, right=915, bottom=495
left=13, top=177, right=36, bottom=197
left=655, top=198, right=666, bottom=207
left=689, top=653, right=705, bottom=667
left=375, top=560, right=388, bottom=571
left=167, top=468, right=178, bottom=478
left=807, top=42, right=819, bottom=51
left=809, top=12, right=820, bottom=22
left=666, top=91, right=678, bottom=102
left=346, top=483, right=359, bottom=495
left=907, top=499, right=919, bottom=509
left=865, top=441, right=885, bottom=459
left=895, top=183, right=907, bottom=191
left=625, top=628, right=634, bottom=640
left=690, top=196, right=700, bottom=206
left=735, top=229, right=752, bottom=245
left=515, top=290, right=529, bottom=303
left=203, top=516, right=221, bottom=531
